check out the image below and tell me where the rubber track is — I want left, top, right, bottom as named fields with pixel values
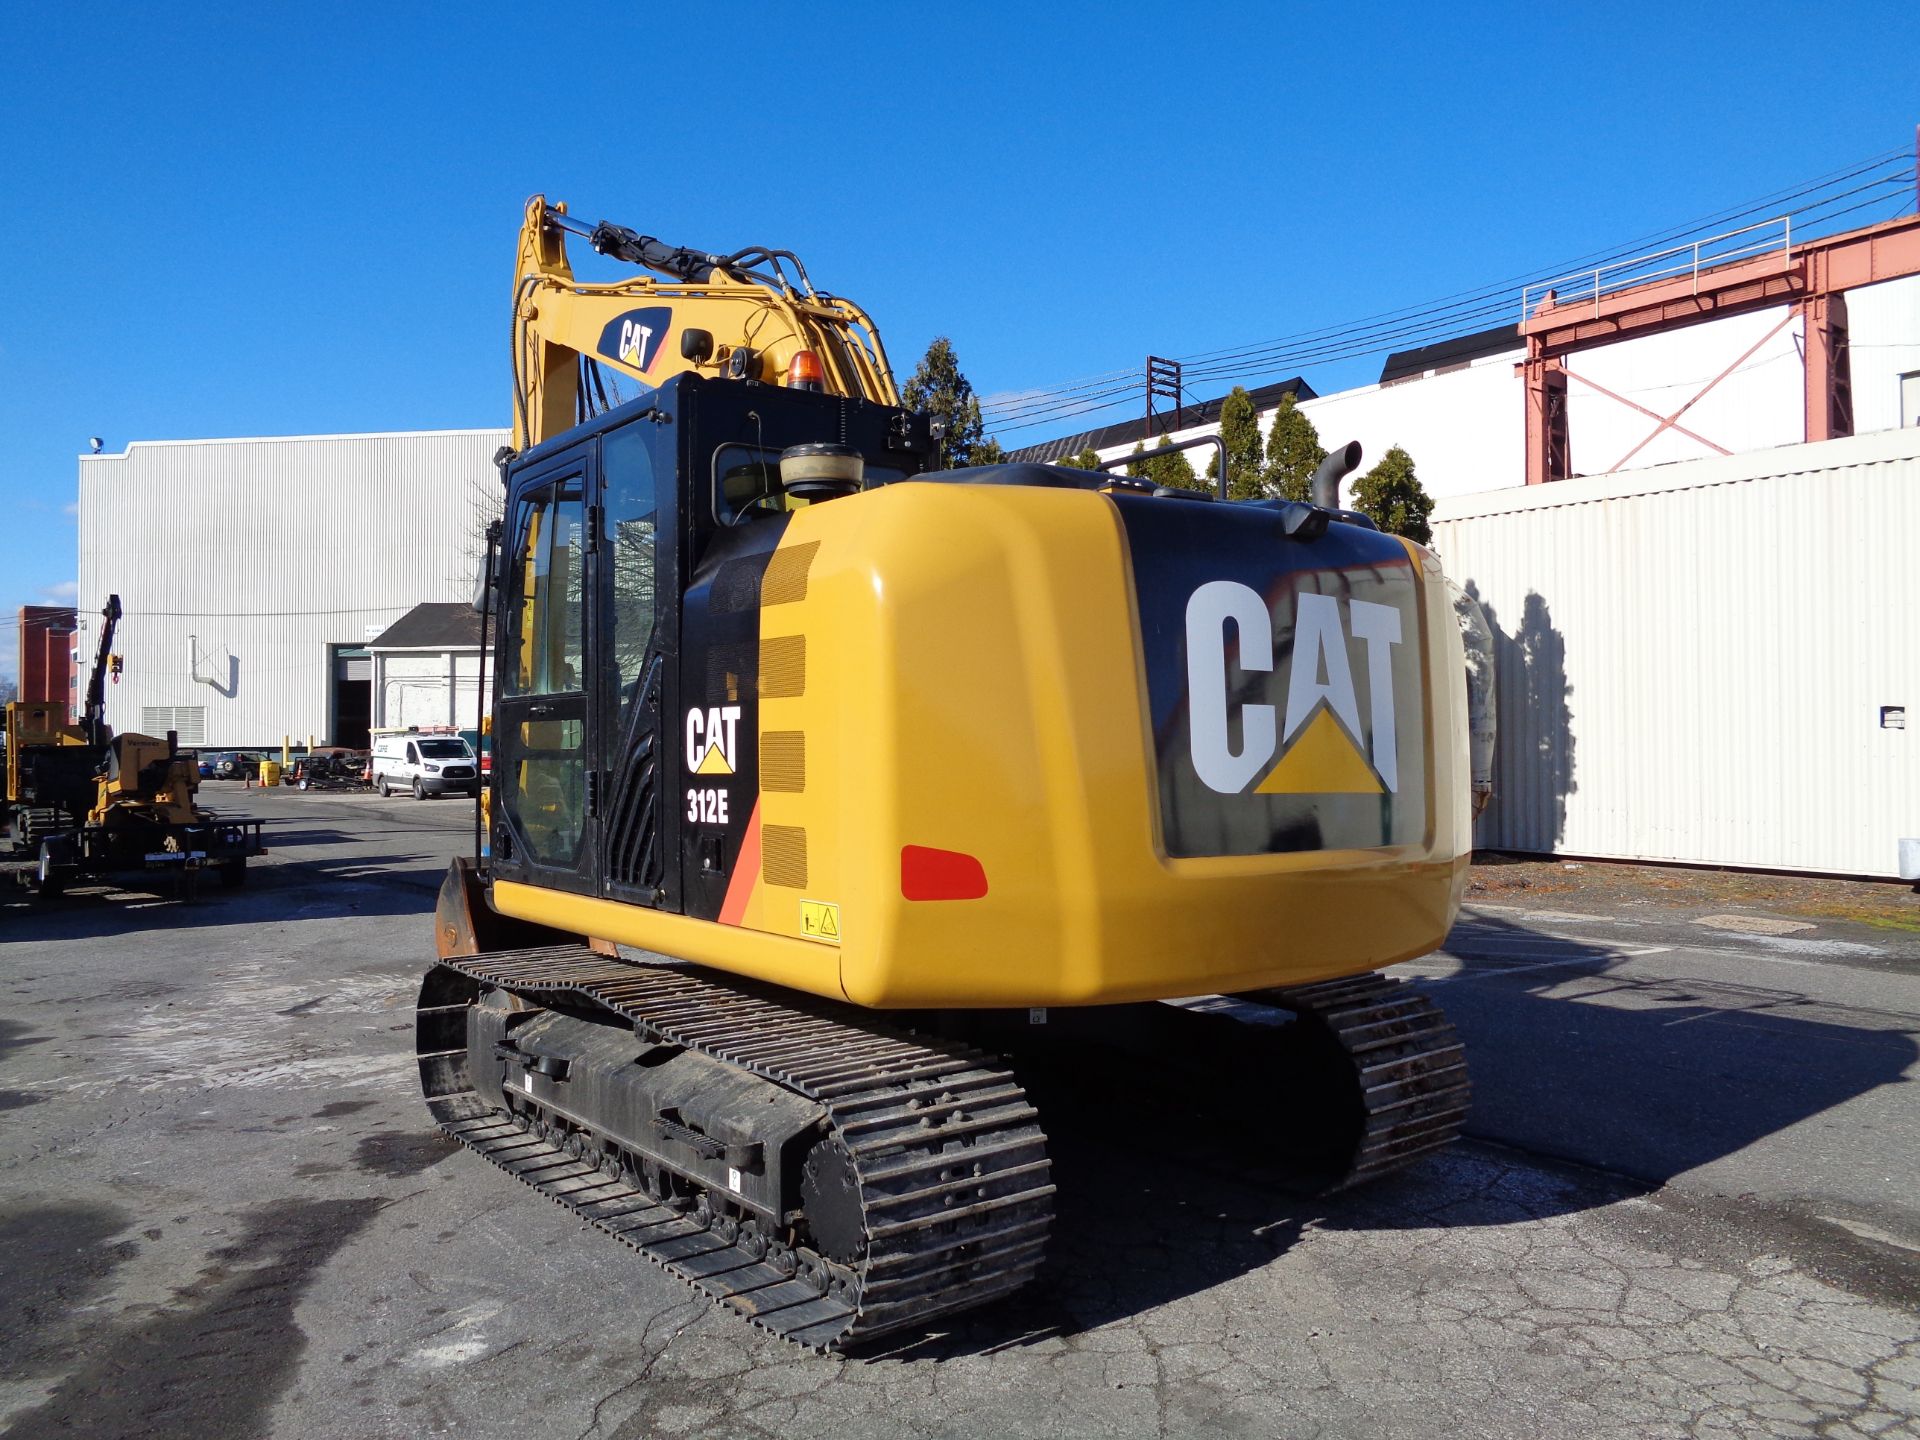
left=419, top=946, right=1054, bottom=1352
left=1256, top=973, right=1472, bottom=1188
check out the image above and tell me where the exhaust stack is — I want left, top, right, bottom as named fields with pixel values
left=1310, top=441, right=1363, bottom=511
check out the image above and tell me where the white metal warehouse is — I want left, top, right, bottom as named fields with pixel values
left=1432, top=425, right=1920, bottom=879
left=76, top=428, right=508, bottom=750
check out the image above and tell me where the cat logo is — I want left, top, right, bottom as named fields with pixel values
left=616, top=318, right=653, bottom=367
left=1186, top=583, right=1402, bottom=796
left=595, top=305, right=672, bottom=376
left=685, top=705, right=742, bottom=777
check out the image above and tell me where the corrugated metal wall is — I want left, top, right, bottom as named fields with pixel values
left=1431, top=426, right=1920, bottom=877
left=76, top=430, right=508, bottom=747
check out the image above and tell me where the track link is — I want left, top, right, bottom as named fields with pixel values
left=418, top=946, right=1053, bottom=1351
left=1251, top=973, right=1471, bottom=1189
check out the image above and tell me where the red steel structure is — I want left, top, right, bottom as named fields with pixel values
left=16, top=606, right=78, bottom=720
left=1519, top=211, right=1920, bottom=484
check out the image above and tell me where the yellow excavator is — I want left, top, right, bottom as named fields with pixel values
left=5, top=596, right=262, bottom=895
left=417, top=197, right=1476, bottom=1351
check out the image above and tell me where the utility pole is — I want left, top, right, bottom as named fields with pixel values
left=1145, top=356, right=1183, bottom=441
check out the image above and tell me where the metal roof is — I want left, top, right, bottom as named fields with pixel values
left=1378, top=324, right=1522, bottom=383
left=367, top=602, right=485, bottom=651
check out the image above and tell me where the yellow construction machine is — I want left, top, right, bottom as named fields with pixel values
left=417, top=198, right=1475, bottom=1350
left=4, top=595, right=262, bottom=895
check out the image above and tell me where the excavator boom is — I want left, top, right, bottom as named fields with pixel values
left=511, top=196, right=899, bottom=451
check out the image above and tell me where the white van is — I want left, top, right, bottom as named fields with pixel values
left=372, top=733, right=480, bottom=799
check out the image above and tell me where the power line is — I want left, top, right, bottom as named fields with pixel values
left=985, top=148, right=1909, bottom=422
left=1171, top=147, right=1910, bottom=373
left=989, top=147, right=1916, bottom=438
left=1172, top=157, right=1911, bottom=380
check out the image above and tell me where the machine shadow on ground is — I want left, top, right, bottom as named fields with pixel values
left=0, top=847, right=445, bottom=939
left=1431, top=911, right=1920, bottom=1190
left=871, top=910, right=1917, bottom=1359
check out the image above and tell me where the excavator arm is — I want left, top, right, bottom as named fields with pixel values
left=510, top=196, right=900, bottom=451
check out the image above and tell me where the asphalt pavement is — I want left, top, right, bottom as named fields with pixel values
left=1, top=787, right=1916, bottom=1439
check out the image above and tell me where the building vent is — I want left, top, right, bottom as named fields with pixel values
left=141, top=706, right=207, bottom=746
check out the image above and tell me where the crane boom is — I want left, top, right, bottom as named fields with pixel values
left=82, top=593, right=121, bottom=745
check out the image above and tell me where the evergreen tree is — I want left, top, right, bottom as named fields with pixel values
left=1350, top=445, right=1434, bottom=544
left=971, top=437, right=1005, bottom=466
left=1126, top=439, right=1204, bottom=490
left=1264, top=390, right=1327, bottom=502
left=1149, top=443, right=1203, bottom=492
left=1217, top=386, right=1265, bottom=499
left=902, top=337, right=987, bottom=468
left=1056, top=447, right=1104, bottom=470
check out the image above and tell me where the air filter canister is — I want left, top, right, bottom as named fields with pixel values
left=779, top=443, right=864, bottom=502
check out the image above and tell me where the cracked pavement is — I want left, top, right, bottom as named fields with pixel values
left=2, top=790, right=1916, bottom=1438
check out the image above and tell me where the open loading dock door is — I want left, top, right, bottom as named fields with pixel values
left=332, top=646, right=371, bottom=749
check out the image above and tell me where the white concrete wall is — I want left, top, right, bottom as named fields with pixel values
left=1431, top=425, right=1920, bottom=877
left=1298, top=353, right=1525, bottom=502
left=1847, top=273, right=1920, bottom=434
left=1072, top=358, right=1524, bottom=503
left=374, top=650, right=485, bottom=731
left=1562, top=305, right=1806, bottom=476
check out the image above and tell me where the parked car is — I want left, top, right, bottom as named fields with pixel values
left=372, top=733, right=480, bottom=799
left=200, top=751, right=264, bottom=780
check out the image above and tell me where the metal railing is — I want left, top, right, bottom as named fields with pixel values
left=1521, top=216, right=1794, bottom=323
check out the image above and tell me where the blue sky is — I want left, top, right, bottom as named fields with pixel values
left=2, top=2, right=1915, bottom=674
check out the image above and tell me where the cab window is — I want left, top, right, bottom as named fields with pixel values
left=603, top=420, right=658, bottom=711
left=503, top=485, right=587, bottom=697
left=501, top=479, right=588, bottom=867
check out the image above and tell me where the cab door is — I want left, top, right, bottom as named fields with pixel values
left=490, top=445, right=598, bottom=895
left=595, top=411, right=679, bottom=911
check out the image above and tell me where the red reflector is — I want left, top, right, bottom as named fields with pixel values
left=900, top=845, right=988, bottom=901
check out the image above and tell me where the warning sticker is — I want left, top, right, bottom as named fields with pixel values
left=798, top=900, right=841, bottom=945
